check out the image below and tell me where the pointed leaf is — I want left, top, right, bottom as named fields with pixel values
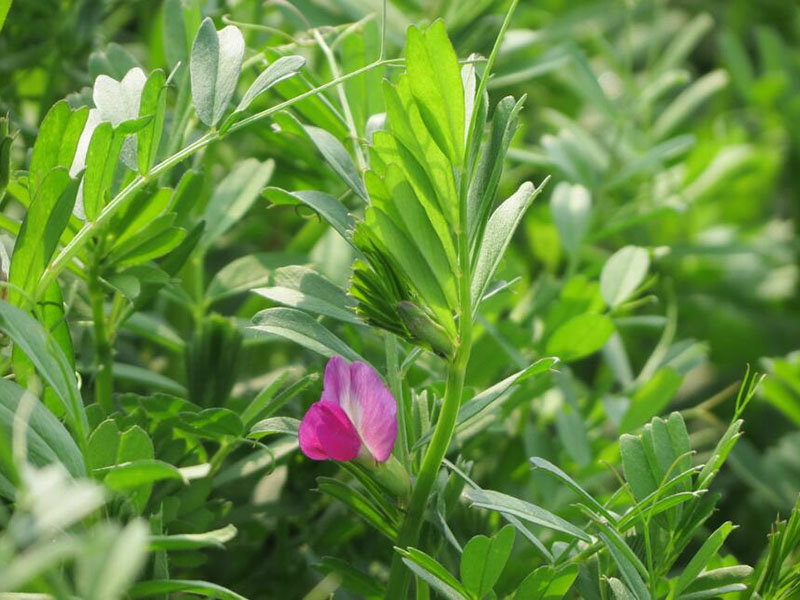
left=472, top=180, right=547, bottom=307
left=190, top=18, right=244, bottom=126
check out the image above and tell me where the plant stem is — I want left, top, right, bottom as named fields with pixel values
left=88, top=260, right=113, bottom=413
left=384, top=342, right=471, bottom=598
left=385, top=333, right=409, bottom=468
left=312, top=28, right=367, bottom=170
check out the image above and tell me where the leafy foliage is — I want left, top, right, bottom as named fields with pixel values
left=0, top=0, right=797, bottom=598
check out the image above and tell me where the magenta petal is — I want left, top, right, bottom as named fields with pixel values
left=320, top=355, right=351, bottom=406
left=349, top=361, right=397, bottom=462
left=298, top=401, right=361, bottom=462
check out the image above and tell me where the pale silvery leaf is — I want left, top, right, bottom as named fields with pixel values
left=93, top=67, right=147, bottom=126
left=92, top=67, right=147, bottom=170
left=600, top=245, right=650, bottom=307
left=551, top=182, right=591, bottom=254
left=236, top=55, right=305, bottom=113
left=191, top=18, right=245, bottom=127
left=365, top=113, right=386, bottom=143
left=471, top=179, right=547, bottom=308
left=69, top=68, right=147, bottom=219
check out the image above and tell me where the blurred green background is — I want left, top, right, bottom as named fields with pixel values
left=1, top=0, right=798, bottom=597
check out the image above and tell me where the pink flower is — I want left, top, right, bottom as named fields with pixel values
left=299, top=356, right=397, bottom=463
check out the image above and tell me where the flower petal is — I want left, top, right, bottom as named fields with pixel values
left=349, top=361, right=397, bottom=462
left=298, top=401, right=361, bottom=462
left=320, top=355, right=352, bottom=407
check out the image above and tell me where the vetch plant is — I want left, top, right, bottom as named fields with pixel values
left=0, top=1, right=797, bottom=599
left=249, top=1, right=551, bottom=595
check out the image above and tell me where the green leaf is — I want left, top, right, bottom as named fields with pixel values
left=87, top=419, right=121, bottom=471
left=110, top=221, right=187, bottom=268
left=652, top=70, right=728, bottom=140
left=415, top=358, right=558, bottom=450
left=253, top=265, right=360, bottom=324
left=0, top=131, right=10, bottom=197
left=655, top=13, right=714, bottom=74
left=248, top=417, right=300, bottom=439
left=370, top=163, right=458, bottom=297
left=317, top=477, right=397, bottom=540
left=468, top=95, right=525, bottom=244
left=251, top=307, right=363, bottom=362
left=8, top=168, right=78, bottom=307
left=681, top=566, right=752, bottom=598
left=316, top=557, right=384, bottom=600
left=530, top=457, right=614, bottom=521
left=303, top=125, right=367, bottom=201
left=113, top=362, right=187, bottom=396
left=0, top=0, right=10, bottom=32
left=546, top=313, right=614, bottom=362
left=175, top=408, right=243, bottom=440
left=128, top=580, right=249, bottom=600
left=206, top=252, right=305, bottom=303
left=0, top=379, right=85, bottom=480
left=596, top=529, right=650, bottom=600
left=29, top=101, right=88, bottom=195
left=88, top=420, right=156, bottom=513
left=463, top=487, right=592, bottom=541
left=556, top=402, right=592, bottom=467
left=405, top=20, right=464, bottom=164
left=149, top=524, right=238, bottom=551
left=82, top=121, right=123, bottom=221
left=581, top=509, right=650, bottom=597
left=673, top=522, right=735, bottom=597
left=236, top=55, right=306, bottom=113
left=514, top=564, right=578, bottom=600
left=551, top=182, right=591, bottom=254
left=607, top=578, right=636, bottom=600
left=620, top=433, right=659, bottom=502
left=109, top=187, right=173, bottom=250
left=0, top=300, right=87, bottom=442
left=190, top=18, right=245, bottom=127
left=137, top=69, right=167, bottom=175
left=163, top=0, right=193, bottom=68
left=398, top=547, right=470, bottom=600
left=102, top=458, right=186, bottom=489
left=619, top=369, right=682, bottom=433
left=78, top=519, right=150, bottom=600
left=89, top=43, right=140, bottom=80
left=600, top=246, right=650, bottom=308
left=241, top=370, right=316, bottom=427
left=264, top=187, right=354, bottom=245
left=379, top=79, right=458, bottom=225
left=461, top=525, right=515, bottom=598
left=472, top=180, right=547, bottom=307
left=202, top=159, right=274, bottom=247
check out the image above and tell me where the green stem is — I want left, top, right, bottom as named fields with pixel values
left=384, top=344, right=471, bottom=599
left=35, top=132, right=216, bottom=301
left=312, top=28, right=367, bottom=170
left=88, top=261, right=113, bottom=413
left=384, top=4, right=519, bottom=595
left=385, top=333, right=409, bottom=468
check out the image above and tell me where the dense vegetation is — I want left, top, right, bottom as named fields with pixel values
left=0, top=0, right=798, bottom=599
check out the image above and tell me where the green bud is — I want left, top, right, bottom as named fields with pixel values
left=397, top=301, right=454, bottom=358
left=356, top=453, right=412, bottom=500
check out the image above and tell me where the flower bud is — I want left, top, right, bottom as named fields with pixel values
left=397, top=301, right=454, bottom=358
